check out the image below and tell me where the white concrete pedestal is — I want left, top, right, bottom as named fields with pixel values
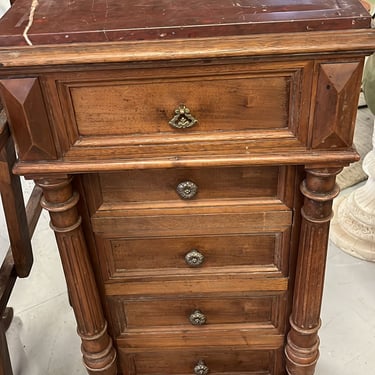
left=330, top=122, right=375, bottom=261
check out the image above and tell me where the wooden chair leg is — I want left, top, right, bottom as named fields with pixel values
left=0, top=105, right=42, bottom=375
left=1, top=308, right=13, bottom=331
left=0, top=308, right=13, bottom=375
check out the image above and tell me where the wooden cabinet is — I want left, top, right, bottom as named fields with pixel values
left=0, top=1, right=374, bottom=374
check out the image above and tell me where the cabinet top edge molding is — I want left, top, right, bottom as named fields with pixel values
left=13, top=149, right=360, bottom=176
left=0, top=29, right=374, bottom=69
left=0, top=0, right=371, bottom=48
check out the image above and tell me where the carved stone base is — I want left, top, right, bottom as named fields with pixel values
left=330, top=123, right=375, bottom=261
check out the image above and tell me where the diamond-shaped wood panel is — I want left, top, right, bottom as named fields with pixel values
left=312, top=62, right=363, bottom=149
left=0, top=78, right=57, bottom=161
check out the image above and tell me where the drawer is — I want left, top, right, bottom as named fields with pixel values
left=96, top=231, right=290, bottom=280
left=118, top=348, right=283, bottom=375
left=50, top=61, right=312, bottom=161
left=98, top=166, right=280, bottom=208
left=63, top=68, right=292, bottom=138
left=108, top=293, right=285, bottom=333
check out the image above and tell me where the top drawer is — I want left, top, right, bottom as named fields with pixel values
left=50, top=61, right=312, bottom=161
left=67, top=73, right=288, bottom=136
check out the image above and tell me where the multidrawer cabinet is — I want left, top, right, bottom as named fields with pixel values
left=0, top=1, right=374, bottom=374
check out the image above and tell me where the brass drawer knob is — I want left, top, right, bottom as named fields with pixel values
left=176, top=181, right=198, bottom=199
left=169, top=104, right=198, bottom=129
left=194, top=360, right=209, bottom=375
left=185, top=249, right=204, bottom=267
left=189, top=310, right=207, bottom=326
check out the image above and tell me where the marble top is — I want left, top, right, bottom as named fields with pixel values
left=0, top=0, right=371, bottom=46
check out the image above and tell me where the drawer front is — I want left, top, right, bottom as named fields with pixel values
left=50, top=61, right=312, bottom=161
left=108, top=294, right=284, bottom=331
left=66, top=72, right=290, bottom=137
left=118, top=348, right=281, bottom=375
left=96, top=231, right=290, bottom=280
left=93, top=206, right=292, bottom=281
left=98, top=166, right=280, bottom=207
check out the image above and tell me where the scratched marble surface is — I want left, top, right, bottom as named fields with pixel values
left=0, top=0, right=372, bottom=47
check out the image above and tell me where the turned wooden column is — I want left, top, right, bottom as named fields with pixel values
left=37, top=177, right=117, bottom=375
left=285, top=167, right=341, bottom=375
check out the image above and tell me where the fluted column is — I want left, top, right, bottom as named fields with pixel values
left=285, top=168, right=342, bottom=375
left=37, top=177, right=117, bottom=375
left=330, top=123, right=375, bottom=261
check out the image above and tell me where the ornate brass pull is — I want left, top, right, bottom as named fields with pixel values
left=185, top=249, right=204, bottom=267
left=194, top=360, right=209, bottom=375
left=169, top=104, right=198, bottom=129
left=189, top=310, right=207, bottom=326
left=176, top=181, right=198, bottom=199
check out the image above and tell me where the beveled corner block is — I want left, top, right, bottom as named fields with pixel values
left=0, top=78, right=57, bottom=161
left=312, top=61, right=363, bottom=149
